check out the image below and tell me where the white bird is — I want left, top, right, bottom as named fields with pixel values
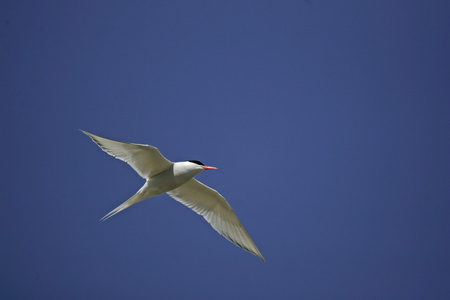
left=82, top=131, right=264, bottom=261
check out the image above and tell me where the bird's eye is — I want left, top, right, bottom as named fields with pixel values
left=188, top=160, right=204, bottom=166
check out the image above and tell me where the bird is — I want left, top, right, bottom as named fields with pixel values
left=81, top=130, right=264, bottom=261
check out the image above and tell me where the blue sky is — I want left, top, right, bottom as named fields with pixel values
left=2, top=1, right=450, bottom=299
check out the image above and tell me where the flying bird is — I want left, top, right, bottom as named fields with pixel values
left=82, top=131, right=264, bottom=261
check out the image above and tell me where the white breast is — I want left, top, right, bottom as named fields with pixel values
left=144, top=162, right=203, bottom=197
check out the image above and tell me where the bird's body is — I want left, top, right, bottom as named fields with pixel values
left=82, top=131, right=264, bottom=261
left=139, top=162, right=205, bottom=199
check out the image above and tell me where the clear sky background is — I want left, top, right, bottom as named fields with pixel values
left=2, top=1, right=450, bottom=299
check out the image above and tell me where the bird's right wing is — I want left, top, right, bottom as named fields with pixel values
left=81, top=131, right=172, bottom=179
left=167, top=179, right=264, bottom=261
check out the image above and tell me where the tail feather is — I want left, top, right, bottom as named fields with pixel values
left=100, top=191, right=147, bottom=221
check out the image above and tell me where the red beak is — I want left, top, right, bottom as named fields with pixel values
left=202, top=166, right=217, bottom=170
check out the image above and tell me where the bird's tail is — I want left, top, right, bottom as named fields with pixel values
left=100, top=188, right=148, bottom=221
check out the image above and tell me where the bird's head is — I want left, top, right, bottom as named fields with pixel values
left=173, top=160, right=217, bottom=180
left=188, top=160, right=218, bottom=171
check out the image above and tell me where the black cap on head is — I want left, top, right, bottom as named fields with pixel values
left=188, top=160, right=204, bottom=166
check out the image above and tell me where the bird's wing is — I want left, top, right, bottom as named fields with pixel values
left=81, top=130, right=172, bottom=179
left=167, top=179, right=264, bottom=261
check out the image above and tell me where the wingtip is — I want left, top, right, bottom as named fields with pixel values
left=80, top=129, right=92, bottom=136
left=253, top=250, right=265, bottom=262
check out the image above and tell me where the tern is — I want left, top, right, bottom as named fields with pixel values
left=82, top=131, right=264, bottom=261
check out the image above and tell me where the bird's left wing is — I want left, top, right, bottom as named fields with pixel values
left=81, top=130, right=172, bottom=178
left=167, top=179, right=264, bottom=261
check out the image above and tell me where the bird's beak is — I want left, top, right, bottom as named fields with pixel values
left=202, top=166, right=217, bottom=170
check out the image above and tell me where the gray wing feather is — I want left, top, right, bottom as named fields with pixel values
left=81, top=130, right=172, bottom=179
left=167, top=179, right=264, bottom=261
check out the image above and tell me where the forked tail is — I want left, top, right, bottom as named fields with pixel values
left=100, top=191, right=148, bottom=221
